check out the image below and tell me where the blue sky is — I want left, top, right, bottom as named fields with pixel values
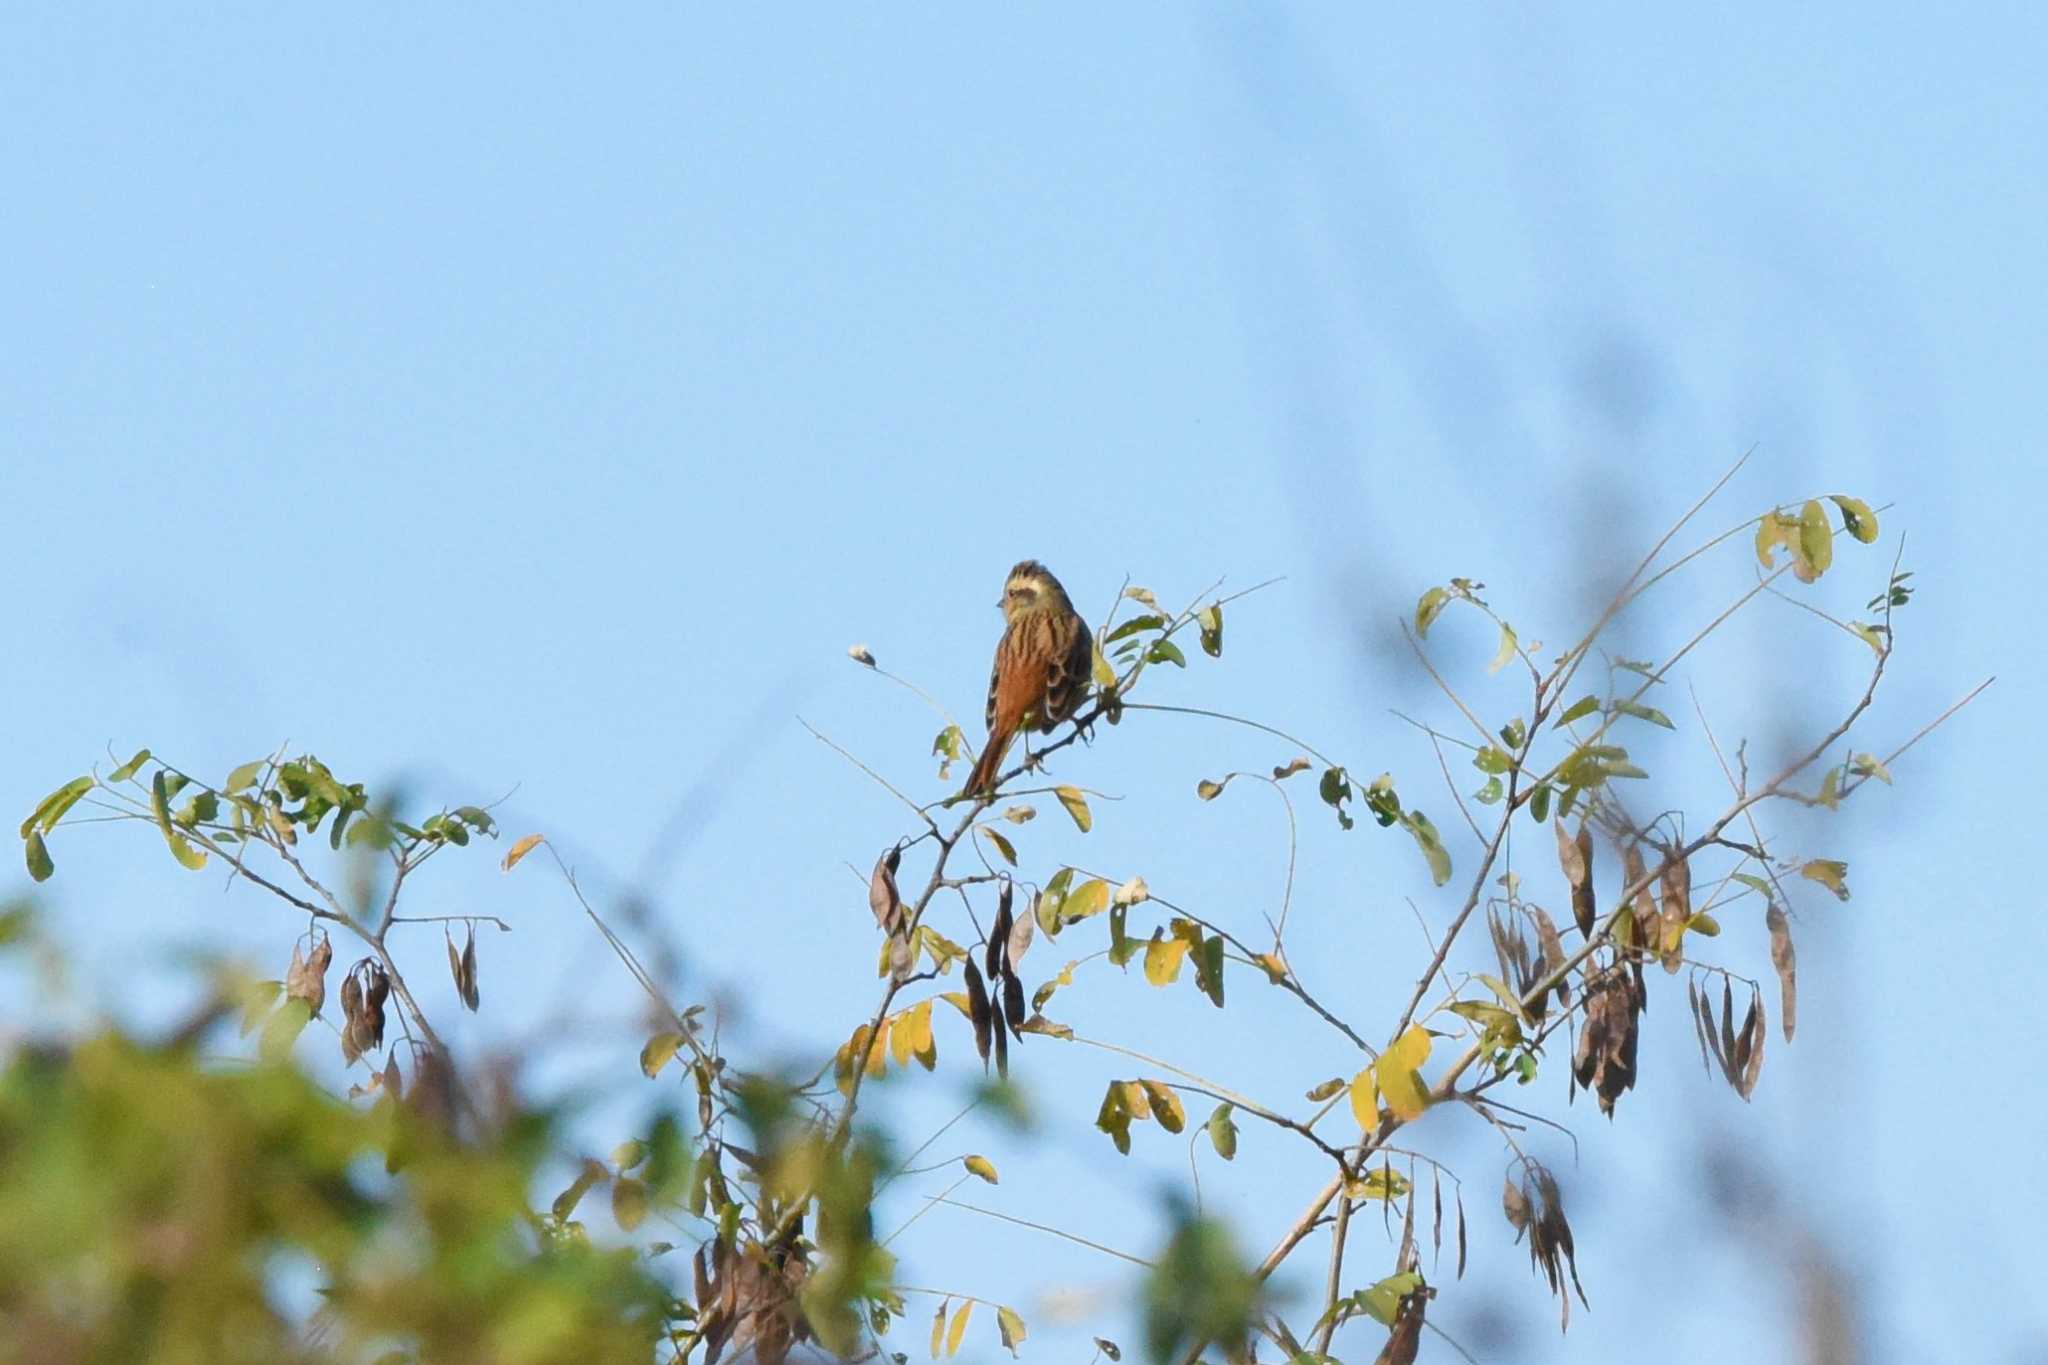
left=3, top=6, right=2041, bottom=1361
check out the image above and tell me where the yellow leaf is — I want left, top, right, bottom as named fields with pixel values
left=939, top=991, right=973, bottom=1018
left=1487, top=621, right=1519, bottom=674
left=1119, top=1079, right=1153, bottom=1121
left=1113, top=875, right=1150, bottom=906
left=931, top=1301, right=948, bottom=1358
left=1797, top=498, right=1834, bottom=581
left=501, top=832, right=545, bottom=872
left=1304, top=1077, right=1346, bottom=1102
left=1252, top=951, right=1288, bottom=983
left=1830, top=493, right=1879, bottom=543
left=1801, top=859, right=1851, bottom=900
left=890, top=1008, right=917, bottom=1067
left=946, top=1300, right=973, bottom=1356
left=1091, top=640, right=1116, bottom=689
left=1061, top=878, right=1111, bottom=924
left=1348, top=1166, right=1410, bottom=1201
left=639, top=1032, right=684, bottom=1079
left=1140, top=1080, right=1185, bottom=1133
left=611, top=1176, right=649, bottom=1231
left=997, top=1305, right=1028, bottom=1355
left=1373, top=1025, right=1433, bottom=1121
left=964, top=1155, right=999, bottom=1184
left=908, top=999, right=937, bottom=1070
left=1143, top=931, right=1192, bottom=986
left=1055, top=786, right=1092, bottom=833
left=1196, top=777, right=1225, bottom=800
left=865, top=1018, right=891, bottom=1078
left=1347, top=1067, right=1378, bottom=1130
left=978, top=825, right=1018, bottom=866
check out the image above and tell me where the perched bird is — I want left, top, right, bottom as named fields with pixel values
left=965, top=560, right=1094, bottom=798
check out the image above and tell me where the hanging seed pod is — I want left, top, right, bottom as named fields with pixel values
left=339, top=967, right=366, bottom=1065
left=1001, top=969, right=1026, bottom=1040
left=459, top=924, right=480, bottom=1011
left=285, top=933, right=332, bottom=1017
left=986, top=883, right=1013, bottom=980
left=964, top=959, right=993, bottom=1066
left=990, top=996, right=1009, bottom=1079
left=868, top=846, right=904, bottom=935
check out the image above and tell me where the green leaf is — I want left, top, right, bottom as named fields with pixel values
left=1054, top=786, right=1092, bottom=833
left=1797, top=499, right=1834, bottom=581
left=1687, top=913, right=1721, bottom=937
left=21, top=776, right=94, bottom=839
left=1196, top=604, right=1223, bottom=658
left=24, top=830, right=53, bottom=883
left=1359, top=1271, right=1425, bottom=1327
left=1555, top=694, right=1600, bottom=728
left=1498, top=717, right=1527, bottom=749
left=1206, top=1103, right=1238, bottom=1160
left=107, top=749, right=151, bottom=783
left=1472, top=745, right=1511, bottom=775
left=611, top=1176, right=649, bottom=1231
left=1196, top=934, right=1225, bottom=1008
left=1487, top=621, right=1519, bottom=674
left=1402, top=811, right=1452, bottom=886
left=149, top=772, right=207, bottom=870
left=1414, top=586, right=1450, bottom=637
left=1801, top=859, right=1851, bottom=900
left=1528, top=782, right=1552, bottom=823
left=1732, top=872, right=1774, bottom=896
left=978, top=825, right=1018, bottom=866
left=1830, top=494, right=1879, bottom=543
left=1104, top=614, right=1167, bottom=644
left=1611, top=698, right=1674, bottom=729
left=1146, top=639, right=1187, bottom=668
left=1035, top=867, right=1075, bottom=935
left=225, top=759, right=268, bottom=793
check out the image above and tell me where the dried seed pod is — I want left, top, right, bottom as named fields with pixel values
left=1555, top=819, right=1597, bottom=939
left=285, top=933, right=332, bottom=1017
left=887, top=934, right=914, bottom=982
left=1007, top=894, right=1035, bottom=967
left=1528, top=906, right=1570, bottom=1009
left=1623, top=843, right=1658, bottom=955
left=339, top=968, right=365, bottom=1065
left=964, top=959, right=993, bottom=1066
left=1000, top=968, right=1026, bottom=1040
left=1766, top=903, right=1797, bottom=1042
left=986, top=883, right=1012, bottom=980
left=868, top=846, right=904, bottom=935
left=1739, top=992, right=1767, bottom=1099
left=1657, top=852, right=1690, bottom=974
left=459, top=924, right=480, bottom=1011
left=991, top=996, right=1009, bottom=1079
left=1376, top=1281, right=1426, bottom=1365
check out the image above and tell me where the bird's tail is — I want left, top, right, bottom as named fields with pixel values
left=965, top=728, right=1014, bottom=798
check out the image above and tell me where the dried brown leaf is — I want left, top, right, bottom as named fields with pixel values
left=868, top=846, right=903, bottom=934
left=1006, top=897, right=1035, bottom=967
left=1503, top=1174, right=1531, bottom=1236
left=1767, top=903, right=1797, bottom=1042
left=1529, top=907, right=1569, bottom=1008
left=1374, top=1283, right=1426, bottom=1365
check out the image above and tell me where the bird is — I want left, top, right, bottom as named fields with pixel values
left=964, top=560, right=1094, bottom=798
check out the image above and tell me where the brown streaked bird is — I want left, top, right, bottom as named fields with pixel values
left=965, top=561, right=1094, bottom=798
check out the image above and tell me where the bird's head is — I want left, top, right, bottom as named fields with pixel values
left=998, top=560, right=1071, bottom=623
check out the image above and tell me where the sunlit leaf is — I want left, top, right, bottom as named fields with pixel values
left=1373, top=1026, right=1433, bottom=1121
left=1415, top=586, right=1450, bottom=637
left=1347, top=1068, right=1377, bottom=1131
left=1359, top=1271, right=1424, bottom=1327
left=997, top=1305, right=1028, bottom=1356
left=964, top=1155, right=999, bottom=1185
left=24, top=830, right=53, bottom=883
left=1143, top=930, right=1193, bottom=986
left=977, top=825, right=1018, bottom=866
left=1196, top=604, right=1223, bottom=658
left=501, top=832, right=545, bottom=871
left=1830, top=494, right=1879, bottom=543
left=1487, top=622, right=1519, bottom=674
left=945, top=1299, right=973, bottom=1356
left=1140, top=1080, right=1186, bottom=1134
left=1611, top=698, right=1674, bottom=729
left=639, top=1032, right=684, bottom=1079
left=1797, top=499, right=1834, bottom=581
left=1555, top=695, right=1600, bottom=728
left=107, top=749, right=151, bottom=784
left=1800, top=859, right=1850, bottom=900
left=1206, top=1103, right=1238, bottom=1160
left=1196, top=777, right=1227, bottom=801
left=1054, top=786, right=1092, bottom=832
left=22, top=776, right=93, bottom=839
